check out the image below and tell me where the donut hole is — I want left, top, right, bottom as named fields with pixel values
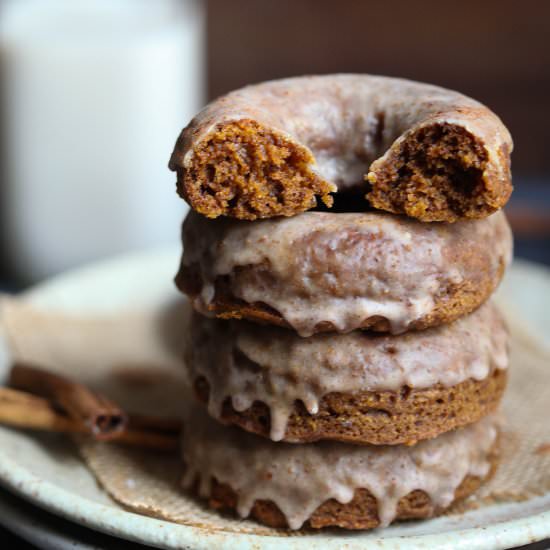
left=182, top=119, right=335, bottom=220
left=312, top=191, right=374, bottom=213
left=367, top=123, right=491, bottom=221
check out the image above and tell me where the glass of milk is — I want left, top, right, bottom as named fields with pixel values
left=0, top=0, right=203, bottom=283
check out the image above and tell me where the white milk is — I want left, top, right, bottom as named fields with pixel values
left=0, top=0, right=203, bottom=282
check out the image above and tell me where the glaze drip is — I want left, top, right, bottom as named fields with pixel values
left=182, top=407, right=498, bottom=530
left=185, top=301, right=508, bottom=441
left=180, top=210, right=512, bottom=336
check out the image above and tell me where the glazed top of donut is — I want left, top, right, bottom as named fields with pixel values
left=178, top=210, right=512, bottom=336
left=169, top=74, right=513, bottom=221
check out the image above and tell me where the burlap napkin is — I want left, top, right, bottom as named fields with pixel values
left=1, top=295, right=549, bottom=536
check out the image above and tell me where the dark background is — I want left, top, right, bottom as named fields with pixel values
left=207, top=0, right=549, bottom=175
left=206, top=0, right=550, bottom=266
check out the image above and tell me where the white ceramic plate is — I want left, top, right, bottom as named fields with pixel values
left=0, top=247, right=549, bottom=550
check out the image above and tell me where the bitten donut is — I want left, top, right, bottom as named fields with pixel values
left=185, top=302, right=508, bottom=445
left=182, top=407, right=499, bottom=530
left=177, top=210, right=512, bottom=336
left=169, top=74, right=513, bottom=222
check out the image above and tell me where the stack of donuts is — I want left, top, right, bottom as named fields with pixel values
left=169, top=75, right=514, bottom=530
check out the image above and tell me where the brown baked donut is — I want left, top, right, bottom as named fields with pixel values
left=185, top=302, right=508, bottom=445
left=177, top=209, right=512, bottom=336
left=182, top=407, right=499, bottom=530
left=169, top=74, right=512, bottom=222
left=208, top=468, right=495, bottom=530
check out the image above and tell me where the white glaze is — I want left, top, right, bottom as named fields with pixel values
left=185, top=301, right=509, bottom=441
left=170, top=75, right=513, bottom=196
left=180, top=210, right=512, bottom=336
left=182, top=408, right=498, bottom=530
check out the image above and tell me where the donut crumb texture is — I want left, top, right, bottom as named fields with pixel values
left=367, top=123, right=509, bottom=222
left=179, top=120, right=335, bottom=220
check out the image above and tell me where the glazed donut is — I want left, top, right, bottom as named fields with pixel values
left=169, top=74, right=513, bottom=222
left=182, top=407, right=499, bottom=530
left=186, top=301, right=508, bottom=445
left=177, top=210, right=512, bottom=336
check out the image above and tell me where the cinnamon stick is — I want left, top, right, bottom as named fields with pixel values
left=10, top=363, right=127, bottom=440
left=0, top=386, right=179, bottom=451
left=128, top=413, right=182, bottom=434
left=0, top=386, right=79, bottom=433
